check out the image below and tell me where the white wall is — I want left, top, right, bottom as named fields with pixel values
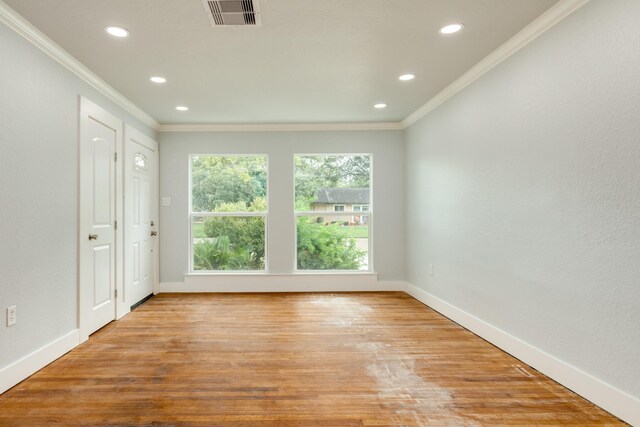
left=159, top=130, right=405, bottom=283
left=404, top=0, right=640, bottom=402
left=0, top=21, right=157, bottom=370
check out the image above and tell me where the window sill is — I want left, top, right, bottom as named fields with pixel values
left=185, top=271, right=377, bottom=277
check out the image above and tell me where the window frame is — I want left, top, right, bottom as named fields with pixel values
left=188, top=154, right=269, bottom=273
left=333, top=204, right=346, bottom=212
left=293, top=153, right=373, bottom=273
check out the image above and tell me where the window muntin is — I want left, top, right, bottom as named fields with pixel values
left=294, top=154, right=371, bottom=271
left=190, top=155, right=267, bottom=271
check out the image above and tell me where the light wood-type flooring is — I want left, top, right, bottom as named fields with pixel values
left=0, top=292, right=625, bottom=426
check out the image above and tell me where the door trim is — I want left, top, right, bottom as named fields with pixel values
left=78, top=97, right=124, bottom=342
left=123, top=124, right=159, bottom=313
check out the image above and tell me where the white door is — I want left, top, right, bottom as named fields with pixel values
left=124, top=126, right=158, bottom=307
left=79, top=99, right=121, bottom=338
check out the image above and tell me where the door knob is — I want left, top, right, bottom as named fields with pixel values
left=151, top=231, right=158, bottom=237
left=88, top=234, right=98, bottom=240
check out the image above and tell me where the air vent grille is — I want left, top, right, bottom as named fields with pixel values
left=203, top=0, right=262, bottom=27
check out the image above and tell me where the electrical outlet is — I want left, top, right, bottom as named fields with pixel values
left=7, top=305, right=16, bottom=326
left=429, top=264, right=434, bottom=276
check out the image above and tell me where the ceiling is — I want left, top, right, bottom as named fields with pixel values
left=5, top=0, right=557, bottom=125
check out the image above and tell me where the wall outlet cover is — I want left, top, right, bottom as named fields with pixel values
left=7, top=305, right=16, bottom=326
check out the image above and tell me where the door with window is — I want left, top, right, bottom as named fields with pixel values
left=125, top=125, right=158, bottom=307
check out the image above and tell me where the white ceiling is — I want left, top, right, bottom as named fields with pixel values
left=5, top=0, right=557, bottom=125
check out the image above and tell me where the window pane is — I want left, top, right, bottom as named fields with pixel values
left=295, top=155, right=370, bottom=211
left=193, top=216, right=265, bottom=271
left=134, top=153, right=147, bottom=171
left=296, top=216, right=369, bottom=271
left=192, top=156, right=267, bottom=213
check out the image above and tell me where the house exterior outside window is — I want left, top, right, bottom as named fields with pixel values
left=310, top=188, right=370, bottom=225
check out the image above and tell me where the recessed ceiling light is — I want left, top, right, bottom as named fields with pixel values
left=374, top=103, right=387, bottom=109
left=439, top=23, right=464, bottom=34
left=150, top=76, right=167, bottom=84
left=105, top=26, right=129, bottom=38
left=399, top=74, right=415, bottom=81
left=176, top=106, right=189, bottom=111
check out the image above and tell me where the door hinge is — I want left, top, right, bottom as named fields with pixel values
left=114, top=289, right=118, bottom=299
left=114, top=152, right=118, bottom=162
left=114, top=220, right=118, bottom=230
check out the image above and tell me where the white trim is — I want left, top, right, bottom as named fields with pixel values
left=159, top=275, right=404, bottom=293
left=0, top=0, right=587, bottom=133
left=0, top=1, right=159, bottom=131
left=404, top=282, right=640, bottom=426
left=0, top=330, right=79, bottom=395
left=192, top=212, right=268, bottom=218
left=153, top=146, right=161, bottom=295
left=402, top=0, right=590, bottom=128
left=158, top=122, right=404, bottom=132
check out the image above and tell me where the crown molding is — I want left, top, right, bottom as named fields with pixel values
left=402, top=0, right=590, bottom=128
left=1, top=0, right=588, bottom=133
left=0, top=0, right=160, bottom=131
left=158, top=122, right=404, bottom=132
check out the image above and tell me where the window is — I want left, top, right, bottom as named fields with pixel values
left=190, top=155, right=267, bottom=271
left=134, top=153, right=147, bottom=171
left=352, top=205, right=370, bottom=225
left=294, top=154, right=371, bottom=271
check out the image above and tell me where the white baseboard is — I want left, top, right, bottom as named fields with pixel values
left=0, top=329, right=80, bottom=394
left=404, top=282, right=640, bottom=426
left=160, top=274, right=405, bottom=293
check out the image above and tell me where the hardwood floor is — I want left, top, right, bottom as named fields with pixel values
left=0, top=292, right=624, bottom=426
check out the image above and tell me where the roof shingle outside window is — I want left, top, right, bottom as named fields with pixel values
left=314, top=188, right=369, bottom=204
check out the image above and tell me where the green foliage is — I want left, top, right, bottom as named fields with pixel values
left=192, top=156, right=267, bottom=212
left=212, top=197, right=267, bottom=213
left=201, top=214, right=265, bottom=270
left=193, top=236, right=252, bottom=271
left=296, top=218, right=365, bottom=270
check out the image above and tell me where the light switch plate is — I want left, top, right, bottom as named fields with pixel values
left=161, top=197, right=171, bottom=206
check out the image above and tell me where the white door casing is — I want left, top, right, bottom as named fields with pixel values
left=79, top=98, right=124, bottom=341
left=124, top=125, right=158, bottom=309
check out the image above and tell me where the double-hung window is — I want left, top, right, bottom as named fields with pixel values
left=190, top=155, right=267, bottom=271
left=294, top=154, right=372, bottom=271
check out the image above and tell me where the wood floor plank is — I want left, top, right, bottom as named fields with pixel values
left=0, top=292, right=625, bottom=426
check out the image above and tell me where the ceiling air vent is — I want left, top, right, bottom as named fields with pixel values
left=202, top=0, right=262, bottom=27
